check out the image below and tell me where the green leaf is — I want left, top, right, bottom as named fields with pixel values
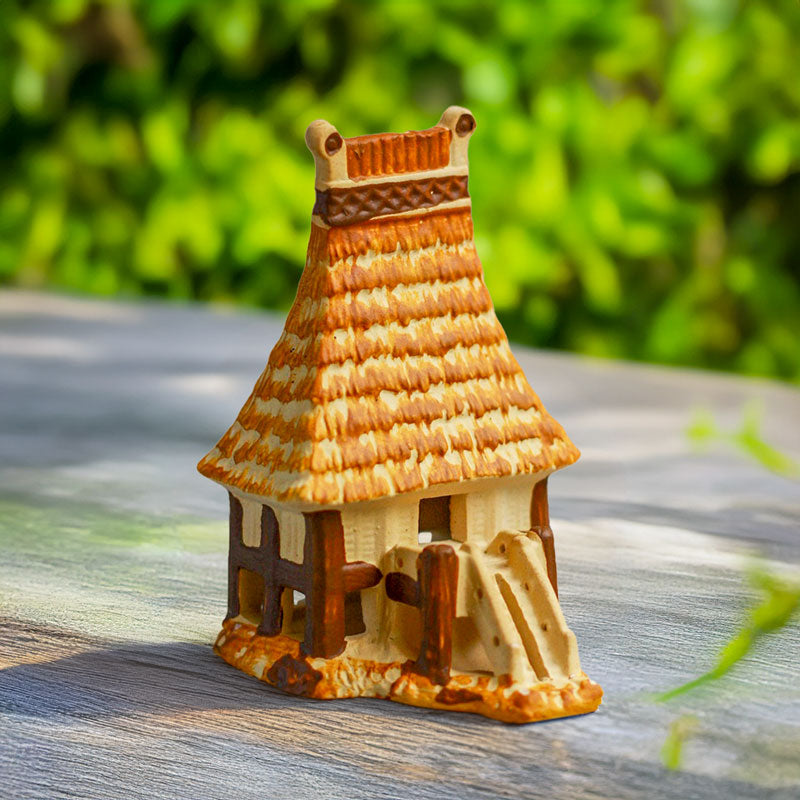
left=686, top=408, right=718, bottom=446
left=658, top=564, right=800, bottom=702
left=686, top=403, right=800, bottom=478
left=661, top=715, right=699, bottom=771
left=747, top=124, right=799, bottom=183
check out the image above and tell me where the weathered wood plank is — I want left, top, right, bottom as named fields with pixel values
left=1, top=290, right=799, bottom=800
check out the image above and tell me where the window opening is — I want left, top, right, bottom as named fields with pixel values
left=418, top=496, right=452, bottom=544
left=345, top=592, right=367, bottom=636
left=238, top=568, right=264, bottom=624
left=283, top=590, right=306, bottom=640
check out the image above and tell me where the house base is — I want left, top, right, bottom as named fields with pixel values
left=214, top=619, right=603, bottom=724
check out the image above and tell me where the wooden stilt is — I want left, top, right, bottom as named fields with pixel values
left=415, top=544, right=458, bottom=685
left=385, top=543, right=459, bottom=685
left=302, top=511, right=346, bottom=658
left=530, top=477, right=558, bottom=596
left=227, top=493, right=244, bottom=618
left=224, top=497, right=381, bottom=653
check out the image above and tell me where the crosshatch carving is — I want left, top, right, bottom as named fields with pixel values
left=313, top=174, right=469, bottom=227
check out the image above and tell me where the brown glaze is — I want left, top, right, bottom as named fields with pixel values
left=313, top=280, right=494, bottom=337
left=198, top=198, right=580, bottom=507
left=530, top=477, right=549, bottom=530
left=324, top=132, right=343, bottom=155
left=302, top=510, right=346, bottom=658
left=418, top=496, right=451, bottom=536
left=342, top=562, right=382, bottom=593
left=259, top=503, right=283, bottom=635
left=313, top=174, right=469, bottom=227
left=226, top=494, right=280, bottom=628
left=226, top=493, right=244, bottom=618
left=199, top=137, right=581, bottom=507
left=415, top=544, right=459, bottom=685
left=530, top=478, right=558, bottom=596
left=324, top=208, right=480, bottom=266
left=344, top=590, right=366, bottom=636
left=200, top=109, right=600, bottom=725
left=455, top=112, right=476, bottom=136
left=385, top=571, right=420, bottom=606
left=266, top=653, right=323, bottom=696
left=435, top=686, right=482, bottom=705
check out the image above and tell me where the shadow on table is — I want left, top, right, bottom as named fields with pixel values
left=0, top=640, right=316, bottom=720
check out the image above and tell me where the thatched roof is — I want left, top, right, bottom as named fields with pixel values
left=198, top=108, right=579, bottom=506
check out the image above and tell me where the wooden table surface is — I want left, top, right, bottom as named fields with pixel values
left=1, top=290, right=798, bottom=800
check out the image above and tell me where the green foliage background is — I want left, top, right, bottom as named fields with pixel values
left=1, top=0, right=799, bottom=380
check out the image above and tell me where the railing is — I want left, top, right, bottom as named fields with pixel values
left=226, top=496, right=382, bottom=658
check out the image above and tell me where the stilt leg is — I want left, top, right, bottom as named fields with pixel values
left=302, top=511, right=346, bottom=658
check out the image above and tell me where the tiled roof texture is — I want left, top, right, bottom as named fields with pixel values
left=198, top=206, right=580, bottom=506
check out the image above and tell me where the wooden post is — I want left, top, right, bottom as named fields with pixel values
left=414, top=544, right=458, bottom=686
left=302, top=511, right=347, bottom=658
left=258, top=505, right=282, bottom=637
left=530, top=477, right=558, bottom=597
left=227, top=493, right=244, bottom=618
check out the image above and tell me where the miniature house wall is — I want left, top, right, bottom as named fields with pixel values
left=198, top=106, right=602, bottom=722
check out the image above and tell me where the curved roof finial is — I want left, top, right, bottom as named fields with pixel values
left=437, top=106, right=476, bottom=168
left=305, top=119, right=348, bottom=189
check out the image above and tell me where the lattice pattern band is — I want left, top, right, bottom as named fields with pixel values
left=313, top=174, right=469, bottom=227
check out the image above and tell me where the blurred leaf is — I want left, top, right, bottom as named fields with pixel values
left=661, top=715, right=699, bottom=771
left=520, top=133, right=568, bottom=223
left=464, top=57, right=514, bottom=106
left=658, top=565, right=800, bottom=703
left=667, top=30, right=735, bottom=110
left=686, top=408, right=717, bottom=446
left=735, top=402, right=800, bottom=478
left=747, top=124, right=799, bottom=183
left=142, top=106, right=187, bottom=173
left=686, top=402, right=800, bottom=478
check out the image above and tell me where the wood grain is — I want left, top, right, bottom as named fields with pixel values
left=1, top=290, right=799, bottom=800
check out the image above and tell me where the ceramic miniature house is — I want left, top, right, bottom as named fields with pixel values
left=198, top=106, right=602, bottom=722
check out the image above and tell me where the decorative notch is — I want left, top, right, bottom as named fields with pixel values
left=436, top=105, right=476, bottom=169
left=305, top=119, right=348, bottom=189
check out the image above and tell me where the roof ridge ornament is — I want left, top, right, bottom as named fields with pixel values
left=306, top=106, right=476, bottom=191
